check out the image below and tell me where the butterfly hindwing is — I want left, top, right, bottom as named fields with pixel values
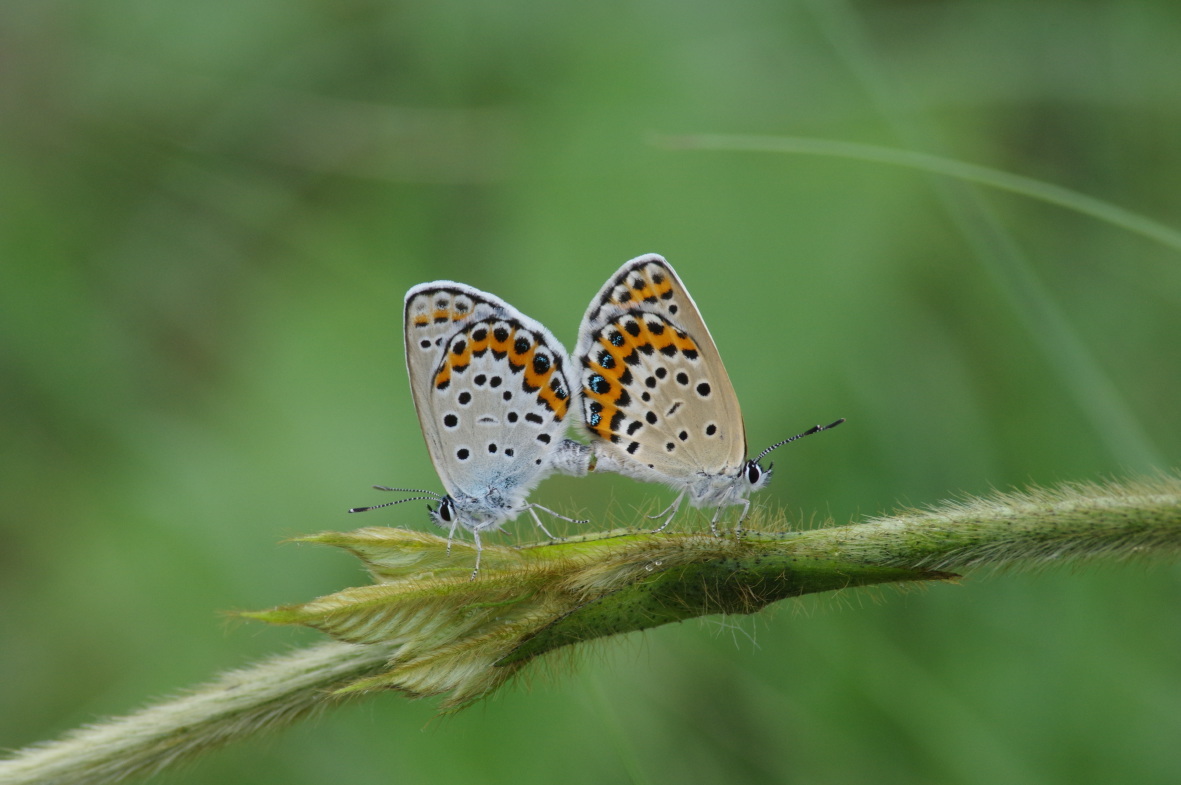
left=404, top=282, right=577, bottom=525
left=575, top=255, right=747, bottom=484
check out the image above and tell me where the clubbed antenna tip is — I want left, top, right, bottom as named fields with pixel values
left=755, top=417, right=845, bottom=463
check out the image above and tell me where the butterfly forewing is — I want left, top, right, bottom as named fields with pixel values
left=404, top=283, right=575, bottom=505
left=575, top=255, right=747, bottom=480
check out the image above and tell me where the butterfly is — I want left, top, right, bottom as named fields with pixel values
left=574, top=254, right=843, bottom=534
left=351, top=281, right=591, bottom=577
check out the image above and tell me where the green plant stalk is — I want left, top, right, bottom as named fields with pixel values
left=2, top=474, right=1179, bottom=785
left=0, top=641, right=396, bottom=785
left=653, top=134, right=1181, bottom=254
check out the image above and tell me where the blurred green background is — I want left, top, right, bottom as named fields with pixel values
left=3, top=0, right=1180, bottom=782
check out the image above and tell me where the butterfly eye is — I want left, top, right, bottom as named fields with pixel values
left=435, top=498, right=454, bottom=522
left=745, top=461, right=763, bottom=485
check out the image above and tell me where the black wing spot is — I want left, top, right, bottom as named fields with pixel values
left=705, top=423, right=718, bottom=436
left=609, top=410, right=625, bottom=433
left=626, top=420, right=643, bottom=435
left=646, top=411, right=658, bottom=424
left=487, top=443, right=498, bottom=453
left=696, top=382, right=711, bottom=397
left=451, top=339, right=467, bottom=355
left=665, top=442, right=675, bottom=452
left=675, top=372, right=689, bottom=385
left=626, top=441, right=640, bottom=454
left=536, top=433, right=552, bottom=444
left=678, top=430, right=688, bottom=441
left=443, top=414, right=459, bottom=428
left=526, top=413, right=544, bottom=425
left=474, top=374, right=487, bottom=386
left=456, top=448, right=470, bottom=461
left=458, top=391, right=472, bottom=405
left=505, top=448, right=515, bottom=457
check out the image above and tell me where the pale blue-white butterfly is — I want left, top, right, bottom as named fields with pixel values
left=575, top=254, right=843, bottom=534
left=351, top=281, right=590, bottom=576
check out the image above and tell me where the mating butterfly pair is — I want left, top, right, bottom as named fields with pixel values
left=352, top=254, right=843, bottom=574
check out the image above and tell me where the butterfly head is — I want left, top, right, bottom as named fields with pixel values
left=426, top=494, right=457, bottom=527
left=740, top=458, right=773, bottom=493
left=426, top=489, right=519, bottom=531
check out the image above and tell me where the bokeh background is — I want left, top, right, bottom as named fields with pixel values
left=3, top=1, right=1180, bottom=782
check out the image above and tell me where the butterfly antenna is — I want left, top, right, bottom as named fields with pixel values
left=754, top=418, right=846, bottom=463
left=349, top=486, right=443, bottom=513
left=371, top=486, right=438, bottom=494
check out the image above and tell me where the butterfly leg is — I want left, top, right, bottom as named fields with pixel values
left=649, top=494, right=685, bottom=533
left=530, top=503, right=589, bottom=534
left=469, top=530, right=482, bottom=581
left=526, top=506, right=558, bottom=540
left=731, top=498, right=751, bottom=538
left=708, top=506, right=724, bottom=537
left=445, top=521, right=459, bottom=555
